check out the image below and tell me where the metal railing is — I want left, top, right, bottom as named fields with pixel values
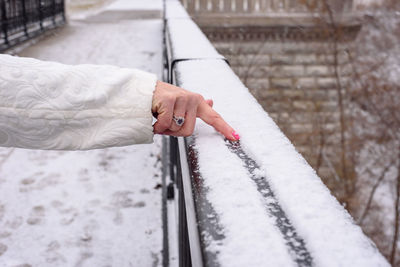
left=0, top=0, right=65, bottom=52
left=162, top=1, right=388, bottom=267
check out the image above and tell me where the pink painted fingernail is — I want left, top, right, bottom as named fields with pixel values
left=232, top=131, right=240, bottom=141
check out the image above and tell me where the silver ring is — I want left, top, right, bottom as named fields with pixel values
left=173, top=115, right=185, bottom=127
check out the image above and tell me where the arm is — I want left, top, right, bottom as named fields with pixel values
left=0, top=54, right=238, bottom=150
left=0, top=54, right=157, bottom=150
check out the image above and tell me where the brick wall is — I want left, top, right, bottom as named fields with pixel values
left=184, top=0, right=361, bottom=201
left=211, top=38, right=355, bottom=195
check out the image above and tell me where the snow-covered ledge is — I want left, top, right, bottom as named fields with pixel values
left=163, top=1, right=389, bottom=266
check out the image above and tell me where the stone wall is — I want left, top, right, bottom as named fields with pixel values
left=181, top=0, right=361, bottom=201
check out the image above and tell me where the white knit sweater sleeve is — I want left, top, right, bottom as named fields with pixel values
left=0, top=54, right=157, bottom=150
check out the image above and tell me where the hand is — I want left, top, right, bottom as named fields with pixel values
left=152, top=81, right=240, bottom=141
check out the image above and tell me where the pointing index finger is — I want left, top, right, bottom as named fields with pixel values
left=197, top=101, right=239, bottom=141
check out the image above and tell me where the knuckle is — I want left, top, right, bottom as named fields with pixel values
left=165, top=94, right=176, bottom=104
left=177, top=94, right=188, bottom=103
left=189, top=93, right=203, bottom=105
left=195, top=93, right=204, bottom=102
left=159, top=120, right=170, bottom=129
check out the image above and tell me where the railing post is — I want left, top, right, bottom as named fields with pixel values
left=222, top=0, right=229, bottom=12
left=21, top=0, right=28, bottom=37
left=177, top=152, right=192, bottom=267
left=37, top=0, right=43, bottom=30
left=0, top=0, right=8, bottom=45
left=52, top=0, right=56, bottom=25
left=186, top=0, right=195, bottom=14
left=61, top=0, right=65, bottom=22
left=248, top=0, right=257, bottom=13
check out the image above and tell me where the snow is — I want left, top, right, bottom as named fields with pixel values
left=105, top=0, right=163, bottom=11
left=0, top=145, right=162, bottom=266
left=195, top=128, right=295, bottom=266
left=65, top=0, right=116, bottom=20
left=175, top=58, right=389, bottom=266
left=67, top=0, right=163, bottom=21
left=18, top=20, right=163, bottom=74
left=165, top=0, right=190, bottom=19
left=175, top=58, right=390, bottom=267
left=0, top=0, right=393, bottom=265
left=166, top=1, right=389, bottom=265
left=0, top=2, right=164, bottom=266
left=167, top=19, right=225, bottom=61
left=87, top=0, right=163, bottom=22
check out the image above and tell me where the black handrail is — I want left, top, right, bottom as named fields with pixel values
left=163, top=4, right=228, bottom=264
left=162, top=1, right=310, bottom=266
left=0, top=0, right=65, bottom=52
left=164, top=41, right=314, bottom=267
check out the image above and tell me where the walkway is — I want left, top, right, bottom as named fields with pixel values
left=0, top=1, right=164, bottom=266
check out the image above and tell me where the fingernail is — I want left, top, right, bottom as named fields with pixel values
left=232, top=131, right=240, bottom=140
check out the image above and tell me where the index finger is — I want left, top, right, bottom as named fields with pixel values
left=197, top=101, right=239, bottom=141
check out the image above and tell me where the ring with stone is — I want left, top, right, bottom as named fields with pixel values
left=173, top=115, right=185, bottom=127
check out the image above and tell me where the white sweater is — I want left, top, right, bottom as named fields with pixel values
left=0, top=54, right=157, bottom=150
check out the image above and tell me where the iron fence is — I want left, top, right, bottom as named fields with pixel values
left=0, top=0, right=65, bottom=52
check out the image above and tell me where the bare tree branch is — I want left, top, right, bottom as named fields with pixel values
left=358, top=160, right=393, bottom=226
left=390, top=145, right=400, bottom=265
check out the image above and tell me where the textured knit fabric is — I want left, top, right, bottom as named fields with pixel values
left=0, top=54, right=157, bottom=150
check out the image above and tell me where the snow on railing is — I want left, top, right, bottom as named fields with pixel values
left=162, top=0, right=389, bottom=266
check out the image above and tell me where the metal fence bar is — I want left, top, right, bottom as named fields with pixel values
left=21, top=0, right=27, bottom=36
left=37, top=0, right=43, bottom=30
left=178, top=137, right=204, bottom=267
left=1, top=0, right=9, bottom=45
left=51, top=0, right=55, bottom=25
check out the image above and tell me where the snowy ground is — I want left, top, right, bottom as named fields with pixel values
left=66, top=0, right=162, bottom=20
left=0, top=1, right=164, bottom=267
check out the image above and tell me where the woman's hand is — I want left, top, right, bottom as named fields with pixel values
left=152, top=81, right=240, bottom=141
